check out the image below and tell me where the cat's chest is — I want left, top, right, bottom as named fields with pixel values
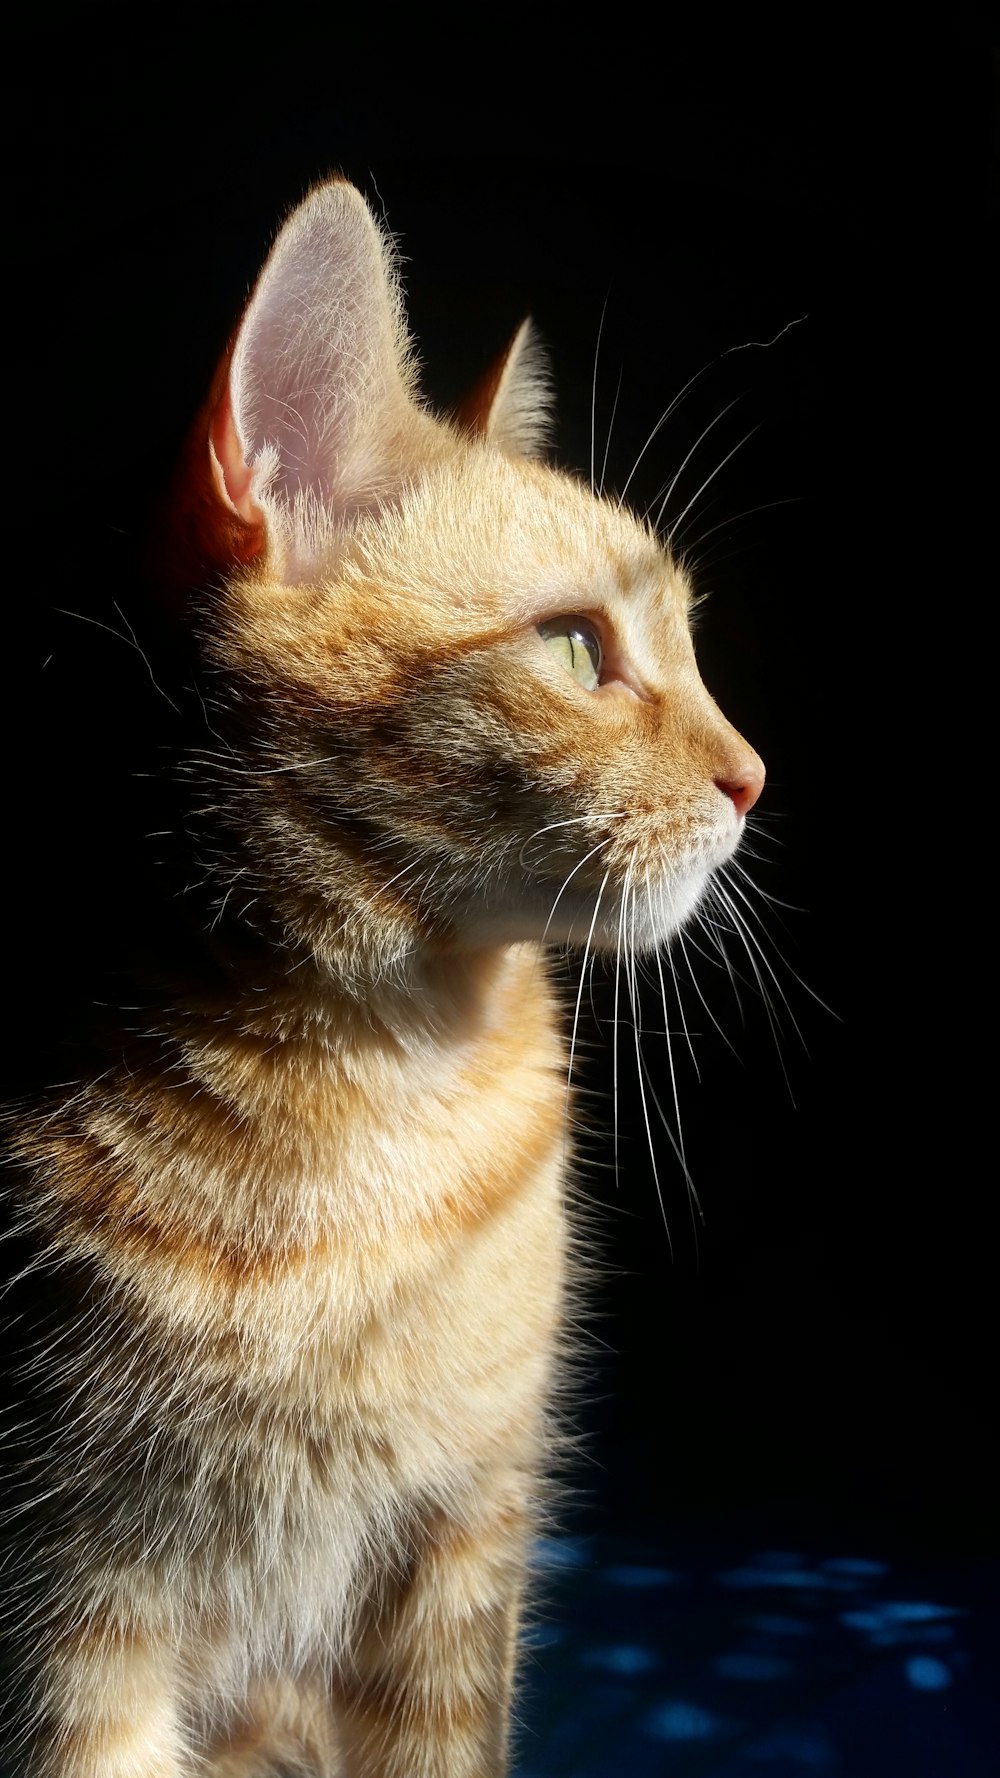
left=150, top=980, right=568, bottom=1609
left=29, top=962, right=570, bottom=1616
left=55, top=951, right=569, bottom=1448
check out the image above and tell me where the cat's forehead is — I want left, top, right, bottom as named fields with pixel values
left=350, top=448, right=693, bottom=635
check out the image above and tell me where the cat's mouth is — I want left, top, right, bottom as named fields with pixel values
left=515, top=807, right=744, bottom=954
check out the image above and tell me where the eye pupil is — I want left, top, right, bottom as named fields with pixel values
left=539, top=617, right=602, bottom=691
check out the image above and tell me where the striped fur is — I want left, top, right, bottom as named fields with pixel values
left=0, top=181, right=763, bottom=1774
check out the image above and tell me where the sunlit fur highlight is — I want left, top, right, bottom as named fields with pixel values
left=1, top=179, right=764, bottom=1775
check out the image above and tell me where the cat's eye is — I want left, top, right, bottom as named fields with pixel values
left=538, top=618, right=603, bottom=692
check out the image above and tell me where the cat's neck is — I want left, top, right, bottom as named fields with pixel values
left=128, top=940, right=564, bottom=1228
left=144, top=938, right=551, bottom=1073
left=207, top=940, right=548, bottom=1058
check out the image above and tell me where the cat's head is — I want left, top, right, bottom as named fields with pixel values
left=163, top=180, right=763, bottom=978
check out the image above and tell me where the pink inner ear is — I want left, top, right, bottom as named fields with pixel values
left=210, top=384, right=261, bottom=525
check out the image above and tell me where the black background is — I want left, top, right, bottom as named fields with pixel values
left=4, top=14, right=987, bottom=1564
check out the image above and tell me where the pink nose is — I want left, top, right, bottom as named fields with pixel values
left=716, top=758, right=765, bottom=818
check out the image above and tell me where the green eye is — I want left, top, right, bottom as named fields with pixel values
left=538, top=617, right=602, bottom=692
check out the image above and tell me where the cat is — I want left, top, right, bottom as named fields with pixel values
left=0, top=178, right=763, bottom=1777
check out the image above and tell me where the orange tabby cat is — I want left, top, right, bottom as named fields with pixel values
left=0, top=180, right=763, bottom=1776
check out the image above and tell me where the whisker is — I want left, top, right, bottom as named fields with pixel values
left=652, top=871, right=701, bottom=1124
left=679, top=496, right=803, bottom=562
left=626, top=866, right=674, bottom=1252
left=617, top=312, right=805, bottom=518
left=712, top=877, right=799, bottom=1102
left=638, top=1046, right=703, bottom=1228
left=611, top=864, right=631, bottom=1194
left=727, top=854, right=808, bottom=914
left=519, top=812, right=626, bottom=874
left=644, top=397, right=741, bottom=533
left=54, top=606, right=180, bottom=714
left=675, top=921, right=741, bottom=1060
left=616, top=361, right=719, bottom=512
left=541, top=836, right=616, bottom=944
left=720, top=867, right=838, bottom=1021
left=590, top=296, right=608, bottom=496
left=599, top=365, right=624, bottom=500
left=564, top=867, right=613, bottom=1146
left=662, top=425, right=760, bottom=542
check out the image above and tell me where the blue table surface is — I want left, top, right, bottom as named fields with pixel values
left=513, top=1530, right=997, bottom=1777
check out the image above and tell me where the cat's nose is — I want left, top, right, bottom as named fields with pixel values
left=715, top=755, right=765, bottom=818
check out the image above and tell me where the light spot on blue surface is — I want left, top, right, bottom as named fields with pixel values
left=821, top=1556, right=888, bottom=1577
left=719, top=1566, right=828, bottom=1590
left=603, top=1563, right=679, bottom=1588
left=905, top=1655, right=952, bottom=1691
left=840, top=1602, right=959, bottom=1632
left=644, top=1700, right=722, bottom=1741
left=747, top=1613, right=813, bottom=1637
left=582, top=1643, right=658, bottom=1675
left=714, top=1651, right=792, bottom=1680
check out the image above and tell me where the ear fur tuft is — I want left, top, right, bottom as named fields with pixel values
left=455, top=320, right=553, bottom=459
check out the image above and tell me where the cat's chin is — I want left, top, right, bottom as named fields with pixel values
left=455, top=861, right=720, bottom=957
left=579, top=865, right=716, bottom=956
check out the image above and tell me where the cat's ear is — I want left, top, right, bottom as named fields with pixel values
left=156, top=180, right=420, bottom=593
left=455, top=320, right=553, bottom=459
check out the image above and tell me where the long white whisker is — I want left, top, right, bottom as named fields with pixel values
left=611, top=865, right=632, bottom=1194
left=662, top=426, right=760, bottom=542
left=616, top=361, right=719, bottom=512
left=599, top=365, right=624, bottom=500
left=722, top=864, right=839, bottom=1018
left=675, top=920, right=740, bottom=1060
left=718, top=871, right=828, bottom=1030
left=712, top=878, right=797, bottom=1102
left=648, top=871, right=699, bottom=1155
left=541, top=836, right=616, bottom=943
left=663, top=924, right=702, bottom=1080
left=519, top=812, right=626, bottom=872
left=680, top=497, right=803, bottom=560
left=626, top=867, right=673, bottom=1250
left=590, top=297, right=608, bottom=496
left=644, top=397, right=741, bottom=533
left=619, top=311, right=806, bottom=515
left=564, top=867, right=612, bottom=1138
left=638, top=1046, right=702, bottom=1226
left=727, top=854, right=807, bottom=913
left=54, top=606, right=180, bottom=714
left=720, top=315, right=809, bottom=356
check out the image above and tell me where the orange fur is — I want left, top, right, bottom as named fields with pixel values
left=1, top=180, right=763, bottom=1775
